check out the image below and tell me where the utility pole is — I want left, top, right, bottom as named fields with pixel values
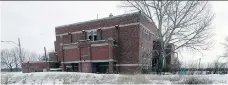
left=18, top=38, right=22, bottom=65
left=198, top=58, right=201, bottom=73
left=44, top=47, right=48, bottom=71
left=97, top=14, right=98, bottom=19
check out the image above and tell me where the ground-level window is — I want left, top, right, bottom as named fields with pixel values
left=152, top=58, right=158, bottom=67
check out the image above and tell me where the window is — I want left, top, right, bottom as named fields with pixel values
left=149, top=33, right=151, bottom=41
left=152, top=58, right=158, bottom=67
left=142, top=47, right=144, bottom=57
left=68, top=32, right=72, bottom=43
left=142, top=47, right=149, bottom=57
left=93, top=30, right=97, bottom=41
left=146, top=30, right=148, bottom=40
left=141, top=28, right=144, bottom=39
left=144, top=29, right=147, bottom=40
left=86, top=30, right=97, bottom=41
left=114, top=40, right=118, bottom=47
left=89, top=36, right=92, bottom=40
left=94, top=36, right=97, bottom=41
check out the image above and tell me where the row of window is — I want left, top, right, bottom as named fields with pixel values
left=142, top=47, right=152, bottom=57
left=59, top=29, right=102, bottom=43
left=142, top=61, right=152, bottom=69
left=141, top=28, right=153, bottom=42
left=59, top=29, right=119, bottom=47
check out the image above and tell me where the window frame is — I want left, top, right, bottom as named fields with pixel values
left=86, top=29, right=98, bottom=41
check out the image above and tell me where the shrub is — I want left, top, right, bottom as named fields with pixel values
left=177, top=76, right=213, bottom=84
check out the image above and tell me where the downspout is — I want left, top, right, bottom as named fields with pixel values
left=115, top=25, right=120, bottom=73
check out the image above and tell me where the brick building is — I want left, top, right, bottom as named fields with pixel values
left=51, top=11, right=176, bottom=74
left=21, top=11, right=176, bottom=73
left=21, top=61, right=59, bottom=73
left=20, top=11, right=175, bottom=73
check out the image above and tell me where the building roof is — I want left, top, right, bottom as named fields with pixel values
left=22, top=61, right=58, bottom=63
left=55, top=11, right=144, bottom=29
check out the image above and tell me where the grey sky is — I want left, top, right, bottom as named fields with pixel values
left=1, top=1, right=228, bottom=64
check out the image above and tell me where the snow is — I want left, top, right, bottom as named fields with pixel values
left=1, top=72, right=228, bottom=84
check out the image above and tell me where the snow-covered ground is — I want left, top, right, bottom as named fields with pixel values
left=1, top=72, right=228, bottom=84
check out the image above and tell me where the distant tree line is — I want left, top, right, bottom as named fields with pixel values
left=1, top=47, right=52, bottom=72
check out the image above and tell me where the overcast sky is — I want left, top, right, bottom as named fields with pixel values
left=1, top=1, right=228, bottom=65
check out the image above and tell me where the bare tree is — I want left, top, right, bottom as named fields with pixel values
left=1, top=47, right=42, bottom=71
left=1, top=49, right=15, bottom=71
left=212, top=36, right=228, bottom=74
left=186, top=61, right=198, bottom=75
left=26, top=52, right=43, bottom=61
left=11, top=48, right=20, bottom=70
left=222, top=36, right=228, bottom=57
left=121, top=1, right=214, bottom=73
left=211, top=57, right=228, bottom=74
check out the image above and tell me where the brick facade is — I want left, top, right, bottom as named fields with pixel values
left=22, top=12, right=174, bottom=73
left=51, top=11, right=173, bottom=74
left=21, top=12, right=175, bottom=73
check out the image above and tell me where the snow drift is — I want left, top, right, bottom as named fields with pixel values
left=1, top=72, right=228, bottom=84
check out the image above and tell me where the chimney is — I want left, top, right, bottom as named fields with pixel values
left=109, top=13, right=113, bottom=17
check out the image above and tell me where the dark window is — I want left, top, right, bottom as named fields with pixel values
left=89, top=36, right=92, bottom=40
left=152, top=58, right=158, bottom=67
left=86, top=30, right=98, bottom=41
left=141, top=28, right=144, bottom=39
left=68, top=32, right=72, bottom=43
left=149, top=33, right=151, bottom=41
left=94, top=35, right=97, bottom=41
left=113, top=40, right=118, bottom=47
left=100, top=30, right=102, bottom=40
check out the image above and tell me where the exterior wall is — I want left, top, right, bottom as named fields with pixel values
left=64, top=48, right=79, bottom=61
left=55, top=12, right=140, bottom=35
left=138, top=13, right=159, bottom=73
left=91, top=46, right=109, bottom=60
left=80, top=47, right=90, bottom=60
left=81, top=62, right=92, bottom=73
left=62, top=42, right=111, bottom=62
left=115, top=24, right=141, bottom=73
left=119, top=66, right=141, bottom=74
left=55, top=27, right=118, bottom=62
left=49, top=52, right=57, bottom=61
left=117, top=25, right=140, bottom=64
left=21, top=62, right=59, bottom=73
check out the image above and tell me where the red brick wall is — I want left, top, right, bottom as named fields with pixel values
left=55, top=12, right=140, bottom=35
left=139, top=13, right=158, bottom=35
left=22, top=62, right=49, bottom=73
left=81, top=62, right=92, bottom=73
left=118, top=24, right=140, bottom=64
left=91, top=46, right=109, bottom=60
left=55, top=28, right=116, bottom=62
left=72, top=33, right=84, bottom=42
left=102, top=29, right=117, bottom=40
left=64, top=49, right=79, bottom=61
left=80, top=47, right=90, bottom=60
left=55, top=12, right=141, bottom=63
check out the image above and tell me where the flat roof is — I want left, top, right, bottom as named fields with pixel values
left=22, top=61, right=58, bottom=63
left=55, top=11, right=141, bottom=29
